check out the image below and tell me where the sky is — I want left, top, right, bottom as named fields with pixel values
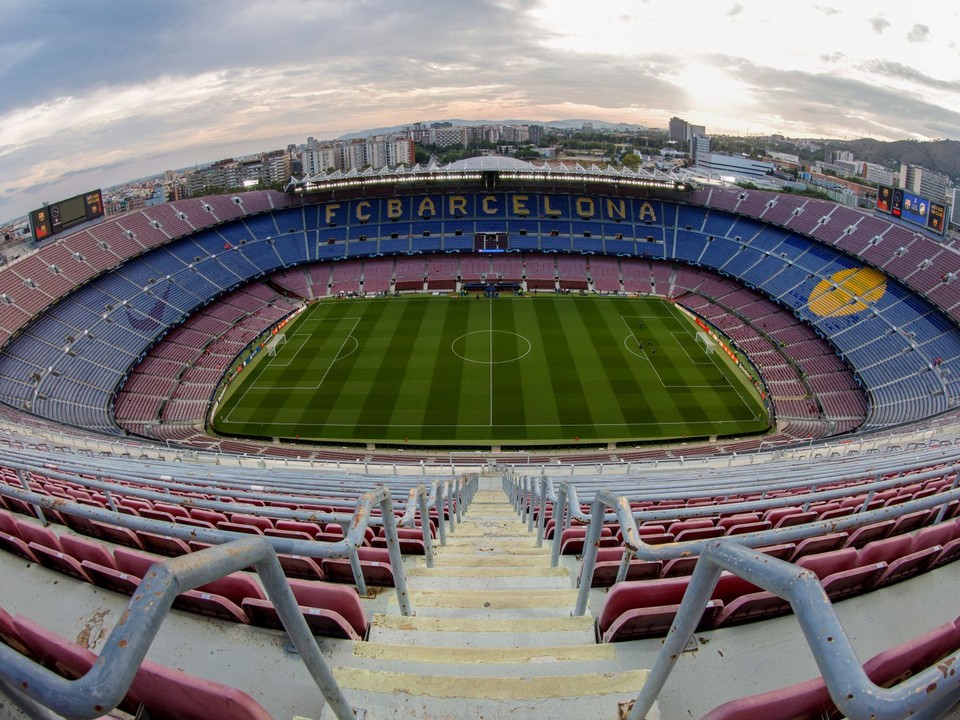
left=1, top=0, right=959, bottom=224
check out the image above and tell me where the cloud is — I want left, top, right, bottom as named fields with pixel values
left=708, top=55, right=960, bottom=141
left=0, top=0, right=959, bottom=222
left=907, top=24, right=930, bottom=43
left=862, top=60, right=960, bottom=92
left=869, top=16, right=891, bottom=34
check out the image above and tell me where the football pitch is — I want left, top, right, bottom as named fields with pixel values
left=211, top=295, right=770, bottom=447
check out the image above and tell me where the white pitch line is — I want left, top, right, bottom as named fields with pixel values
left=223, top=314, right=360, bottom=422
left=218, top=418, right=759, bottom=428
left=489, top=298, right=494, bottom=426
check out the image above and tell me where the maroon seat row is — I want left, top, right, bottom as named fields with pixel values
left=0, top=509, right=369, bottom=641
left=583, top=502, right=956, bottom=587
left=596, top=517, right=960, bottom=642
left=0, top=606, right=272, bottom=720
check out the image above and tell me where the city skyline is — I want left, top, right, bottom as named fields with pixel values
left=1, top=0, right=959, bottom=223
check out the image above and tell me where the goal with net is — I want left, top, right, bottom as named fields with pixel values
left=266, top=333, right=287, bottom=357
left=696, top=331, right=715, bottom=355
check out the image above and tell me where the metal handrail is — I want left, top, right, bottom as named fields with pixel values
left=547, top=463, right=960, bottom=566
left=0, top=448, right=450, bottom=522
left=573, top=483, right=960, bottom=616
left=529, top=449, right=960, bottom=524
left=0, top=482, right=414, bottom=614
left=0, top=535, right=360, bottom=720
left=627, top=540, right=960, bottom=720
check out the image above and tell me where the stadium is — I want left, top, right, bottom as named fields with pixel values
left=1, top=154, right=960, bottom=719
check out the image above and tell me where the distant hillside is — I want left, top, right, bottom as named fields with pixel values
left=837, top=139, right=960, bottom=183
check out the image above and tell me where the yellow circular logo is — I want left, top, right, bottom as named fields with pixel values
left=808, top=267, right=887, bottom=317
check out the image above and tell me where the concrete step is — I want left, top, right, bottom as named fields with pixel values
left=333, top=665, right=648, bottom=700
left=354, top=641, right=614, bottom=664
left=404, top=568, right=572, bottom=590
left=431, top=544, right=553, bottom=557
left=445, top=524, right=531, bottom=536
left=368, top=613, right=596, bottom=647
left=443, top=534, right=538, bottom=546
left=325, top=692, right=657, bottom=720
left=392, top=588, right=577, bottom=615
left=408, top=564, right=566, bottom=578
left=421, top=554, right=555, bottom=568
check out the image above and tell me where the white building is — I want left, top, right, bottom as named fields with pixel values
left=695, top=152, right=774, bottom=179
left=900, top=164, right=950, bottom=202
left=689, top=135, right=711, bottom=164
left=862, top=162, right=895, bottom=187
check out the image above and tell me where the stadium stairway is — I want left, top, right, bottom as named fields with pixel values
left=329, top=479, right=655, bottom=719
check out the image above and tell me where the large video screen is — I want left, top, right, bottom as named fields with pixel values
left=876, top=185, right=893, bottom=213
left=928, top=202, right=947, bottom=234
left=474, top=232, right=508, bottom=252
left=891, top=188, right=904, bottom=217
left=900, top=192, right=930, bottom=227
left=29, top=189, right=104, bottom=243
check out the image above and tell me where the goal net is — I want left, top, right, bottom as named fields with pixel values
left=696, top=331, right=715, bottom=355
left=266, top=333, right=287, bottom=357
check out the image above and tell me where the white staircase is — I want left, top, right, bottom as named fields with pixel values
left=329, top=484, right=654, bottom=719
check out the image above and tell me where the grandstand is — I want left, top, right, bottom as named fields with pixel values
left=1, top=158, right=960, bottom=718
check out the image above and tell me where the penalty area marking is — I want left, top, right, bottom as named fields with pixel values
left=221, top=317, right=361, bottom=423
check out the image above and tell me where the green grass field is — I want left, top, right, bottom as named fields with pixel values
left=211, top=295, right=770, bottom=447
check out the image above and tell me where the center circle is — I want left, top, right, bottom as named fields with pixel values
left=451, top=330, right=533, bottom=365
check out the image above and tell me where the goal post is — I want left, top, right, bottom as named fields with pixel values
left=696, top=331, right=715, bottom=355
left=266, top=333, right=287, bottom=357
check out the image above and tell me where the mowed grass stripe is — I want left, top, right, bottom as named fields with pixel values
left=532, top=298, right=595, bottom=434
left=455, top=300, right=496, bottom=434
left=511, top=298, right=563, bottom=435
left=574, top=298, right=648, bottom=432
left=389, top=300, right=449, bottom=433
left=627, top=308, right=713, bottom=433
left=356, top=301, right=428, bottom=438
left=422, top=300, right=469, bottom=438
left=305, top=301, right=386, bottom=437
left=491, top=300, right=527, bottom=436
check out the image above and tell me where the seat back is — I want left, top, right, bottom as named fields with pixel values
left=61, top=534, right=117, bottom=569
left=114, top=547, right=158, bottom=578
left=859, top=534, right=913, bottom=567
left=287, top=578, right=368, bottom=639
left=796, top=548, right=858, bottom=580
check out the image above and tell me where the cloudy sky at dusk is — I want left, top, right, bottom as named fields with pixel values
left=1, top=0, right=959, bottom=222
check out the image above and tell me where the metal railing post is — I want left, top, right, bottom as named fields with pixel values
left=550, top=482, right=569, bottom=568
left=378, top=490, right=412, bottom=617
left=15, top=468, right=45, bottom=526
left=435, top=481, right=447, bottom=546
left=535, top=475, right=548, bottom=547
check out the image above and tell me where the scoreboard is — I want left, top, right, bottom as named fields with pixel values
left=876, top=185, right=948, bottom=236
left=474, top=232, right=509, bottom=252
left=29, top=189, right=104, bottom=243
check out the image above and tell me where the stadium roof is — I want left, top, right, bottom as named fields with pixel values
left=444, top=156, right=538, bottom=172
left=287, top=154, right=692, bottom=194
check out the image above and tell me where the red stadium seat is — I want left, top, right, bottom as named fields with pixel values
left=10, top=614, right=271, bottom=719
left=322, top=546, right=396, bottom=588
left=240, top=578, right=368, bottom=640
left=29, top=543, right=93, bottom=583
